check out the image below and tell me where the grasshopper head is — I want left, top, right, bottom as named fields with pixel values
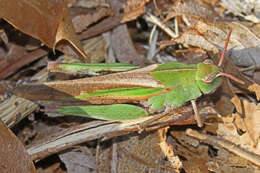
left=196, top=59, right=222, bottom=94
left=196, top=29, right=245, bottom=94
left=201, top=59, right=219, bottom=84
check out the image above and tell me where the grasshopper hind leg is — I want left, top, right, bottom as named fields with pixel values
left=138, top=100, right=203, bottom=133
left=137, top=106, right=174, bottom=133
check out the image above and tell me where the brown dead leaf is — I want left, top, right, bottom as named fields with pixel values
left=0, top=46, right=47, bottom=80
left=82, top=34, right=108, bottom=63
left=0, top=0, right=62, bottom=47
left=186, top=129, right=260, bottom=170
left=0, top=28, right=8, bottom=44
left=234, top=113, right=247, bottom=132
left=217, top=118, right=260, bottom=156
left=196, top=21, right=260, bottom=67
left=158, top=127, right=183, bottom=169
left=121, top=0, right=148, bottom=23
left=54, top=6, right=88, bottom=61
left=97, top=131, right=177, bottom=172
left=0, top=119, right=36, bottom=172
left=232, top=96, right=260, bottom=146
left=175, top=29, right=219, bottom=54
left=0, top=0, right=88, bottom=61
left=110, top=24, right=145, bottom=64
left=59, top=147, right=96, bottom=172
left=170, top=130, right=209, bottom=173
left=0, top=64, right=48, bottom=128
left=172, top=19, right=260, bottom=69
left=37, top=162, right=63, bottom=173
left=71, top=7, right=112, bottom=33
left=165, top=0, right=219, bottom=22
left=221, top=0, right=260, bottom=23
left=78, top=0, right=148, bottom=42
left=243, top=101, right=260, bottom=146
left=231, top=95, right=243, bottom=114
left=248, top=83, right=260, bottom=101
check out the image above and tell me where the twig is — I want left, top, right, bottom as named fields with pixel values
left=191, top=100, right=203, bottom=127
left=0, top=48, right=47, bottom=79
left=147, top=25, right=159, bottom=60
left=144, top=13, right=178, bottom=38
left=27, top=112, right=196, bottom=161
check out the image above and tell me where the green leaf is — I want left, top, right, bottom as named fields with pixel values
left=54, top=104, right=148, bottom=120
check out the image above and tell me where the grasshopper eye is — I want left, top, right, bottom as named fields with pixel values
left=202, top=72, right=217, bottom=83
left=203, top=59, right=214, bottom=65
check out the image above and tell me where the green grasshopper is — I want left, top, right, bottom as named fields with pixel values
left=14, top=29, right=244, bottom=127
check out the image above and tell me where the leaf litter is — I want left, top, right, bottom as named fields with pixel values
left=0, top=0, right=260, bottom=172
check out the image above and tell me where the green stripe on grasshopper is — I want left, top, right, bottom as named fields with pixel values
left=48, top=62, right=139, bottom=74
left=76, top=87, right=165, bottom=100
left=51, top=104, right=148, bottom=120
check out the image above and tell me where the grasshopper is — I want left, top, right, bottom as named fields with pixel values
left=14, top=29, right=244, bottom=127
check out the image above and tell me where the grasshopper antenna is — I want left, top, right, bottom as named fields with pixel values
left=216, top=72, right=244, bottom=84
left=218, top=28, right=232, bottom=67
left=216, top=28, right=245, bottom=85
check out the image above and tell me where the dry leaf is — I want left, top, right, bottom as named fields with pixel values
left=234, top=113, right=247, bottom=132
left=0, top=29, right=8, bottom=44
left=170, top=130, right=209, bottom=173
left=165, top=0, right=219, bottom=21
left=185, top=129, right=259, bottom=171
left=158, top=127, right=183, bottom=169
left=71, top=7, right=112, bottom=33
left=37, top=162, right=62, bottom=173
left=231, top=96, right=260, bottom=146
left=72, top=0, right=108, bottom=8
left=121, top=0, right=148, bottom=23
left=243, top=101, right=260, bottom=146
left=233, top=100, right=260, bottom=146
left=0, top=67, right=47, bottom=127
left=59, top=147, right=96, bottom=172
left=217, top=119, right=260, bottom=155
left=221, top=0, right=260, bottom=23
left=0, top=0, right=88, bottom=61
left=0, top=119, right=36, bottom=173
left=248, top=83, right=260, bottom=101
left=110, top=24, right=145, bottom=64
left=55, top=6, right=88, bottom=61
left=175, top=29, right=219, bottom=53
left=174, top=19, right=260, bottom=68
left=82, top=35, right=108, bottom=63
left=0, top=0, right=62, bottom=47
left=97, top=131, right=176, bottom=172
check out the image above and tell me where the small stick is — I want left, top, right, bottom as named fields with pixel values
left=144, top=13, right=178, bottom=38
left=186, top=129, right=260, bottom=166
left=191, top=100, right=203, bottom=127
